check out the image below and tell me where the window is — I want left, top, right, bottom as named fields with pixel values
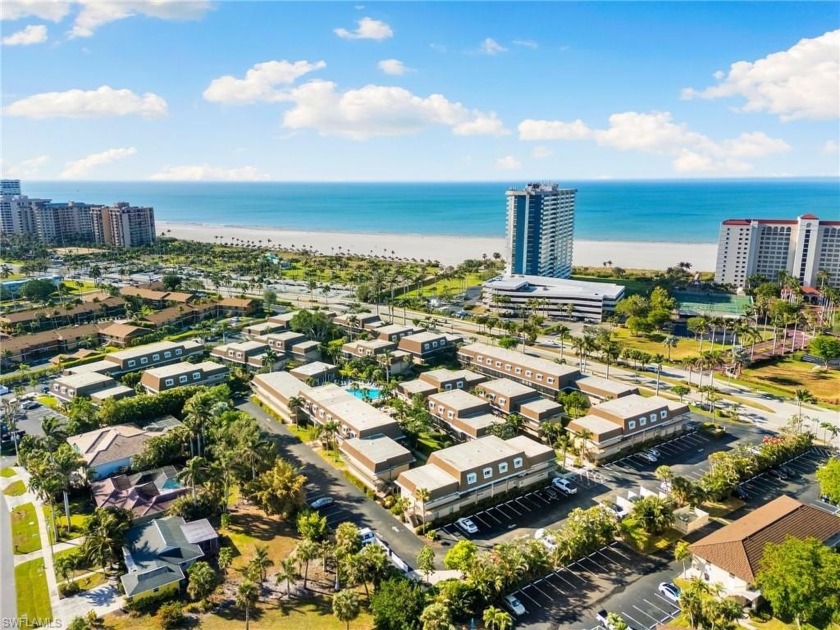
left=175, top=349, right=182, bottom=356
left=68, top=389, right=75, bottom=396
left=483, top=467, right=493, bottom=479
left=514, top=368, right=522, bottom=374
left=164, top=351, right=172, bottom=359
left=505, top=364, right=511, bottom=371
left=649, top=413, right=657, bottom=423
left=513, top=457, right=523, bottom=469
left=447, top=411, right=454, bottom=419
left=660, top=410, right=667, bottom=419
left=467, top=473, right=477, bottom=484
left=628, top=420, right=636, bottom=430
left=498, top=462, right=508, bottom=474
left=499, top=398, right=506, bottom=405
left=127, top=359, right=136, bottom=367
left=547, top=377, right=555, bottom=384
left=179, top=375, right=188, bottom=384
left=457, top=382, right=464, bottom=389
left=536, top=374, right=543, bottom=381
left=429, top=401, right=435, bottom=409
left=495, top=361, right=502, bottom=367
left=640, top=417, right=647, bottom=426
left=165, top=378, right=174, bottom=387
left=152, top=354, right=160, bottom=361
left=140, top=357, right=148, bottom=365
left=525, top=371, right=532, bottom=377
left=438, top=405, right=444, bottom=413
left=192, top=372, right=201, bottom=380
left=424, top=343, right=430, bottom=350
left=445, top=384, right=452, bottom=390
left=432, top=340, right=438, bottom=348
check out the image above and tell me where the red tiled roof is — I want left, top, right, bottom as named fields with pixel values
left=799, top=214, right=819, bottom=220
left=690, top=496, right=840, bottom=583
left=722, top=220, right=752, bottom=226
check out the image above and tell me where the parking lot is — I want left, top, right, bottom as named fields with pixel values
left=436, top=483, right=584, bottom=545
left=304, top=483, right=362, bottom=530
left=508, top=542, right=671, bottom=627
left=603, top=430, right=712, bottom=473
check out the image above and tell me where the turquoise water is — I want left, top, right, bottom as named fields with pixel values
left=162, top=479, right=182, bottom=490
left=23, top=179, right=839, bottom=243
left=347, top=386, right=383, bottom=401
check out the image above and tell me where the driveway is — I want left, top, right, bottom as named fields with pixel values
left=0, top=492, right=17, bottom=624
left=237, top=400, right=428, bottom=569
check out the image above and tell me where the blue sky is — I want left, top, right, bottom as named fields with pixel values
left=1, top=1, right=838, bottom=180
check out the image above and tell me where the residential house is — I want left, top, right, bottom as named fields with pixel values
left=218, top=297, right=258, bottom=316
left=574, top=375, right=640, bottom=402
left=373, top=324, right=419, bottom=343
left=397, top=368, right=487, bottom=401
left=140, top=361, right=228, bottom=394
left=566, top=395, right=692, bottom=461
left=340, top=436, right=415, bottom=495
left=290, top=361, right=339, bottom=386
left=136, top=303, right=218, bottom=330
left=475, top=378, right=563, bottom=437
left=1, top=322, right=104, bottom=366
left=251, top=371, right=312, bottom=422
left=97, top=339, right=205, bottom=375
left=266, top=311, right=299, bottom=328
left=210, top=340, right=282, bottom=371
left=396, top=435, right=556, bottom=524
left=334, top=312, right=383, bottom=334
left=90, top=465, right=189, bottom=523
left=120, top=286, right=195, bottom=308
left=121, top=516, right=219, bottom=602
left=689, top=495, right=840, bottom=601
left=0, top=296, right=125, bottom=333
left=398, top=331, right=460, bottom=364
left=51, top=372, right=134, bottom=405
left=68, top=419, right=181, bottom=480
left=458, top=342, right=581, bottom=396
left=341, top=338, right=412, bottom=376
left=426, top=389, right=498, bottom=440
left=242, top=321, right=287, bottom=340
left=258, top=331, right=321, bottom=362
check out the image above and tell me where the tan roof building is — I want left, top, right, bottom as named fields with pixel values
left=100, top=322, right=149, bottom=347
left=290, top=361, right=338, bottom=386
left=690, top=495, right=840, bottom=588
left=1, top=323, right=105, bottom=365
left=301, top=384, right=401, bottom=440
left=251, top=371, right=312, bottom=421
left=574, top=375, right=639, bottom=401
left=340, top=436, right=415, bottom=495
left=140, top=361, right=228, bottom=394
left=458, top=342, right=580, bottom=395
left=68, top=422, right=182, bottom=479
left=51, top=371, right=134, bottom=404
left=210, top=340, right=282, bottom=371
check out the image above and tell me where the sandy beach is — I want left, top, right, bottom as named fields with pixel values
left=158, top=221, right=717, bottom=271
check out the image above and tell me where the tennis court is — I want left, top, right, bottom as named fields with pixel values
left=674, top=292, right=752, bottom=318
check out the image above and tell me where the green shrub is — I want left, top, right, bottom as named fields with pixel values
left=157, top=601, right=185, bottom=629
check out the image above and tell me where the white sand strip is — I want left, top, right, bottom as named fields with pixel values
left=157, top=221, right=716, bottom=271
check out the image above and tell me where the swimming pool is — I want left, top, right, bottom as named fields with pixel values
left=347, top=386, right=383, bottom=401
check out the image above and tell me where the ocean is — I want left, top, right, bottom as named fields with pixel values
left=22, top=179, right=839, bottom=243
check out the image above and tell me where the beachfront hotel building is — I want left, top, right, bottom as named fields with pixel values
left=0, top=180, right=155, bottom=247
left=483, top=274, right=625, bottom=323
left=505, top=182, right=577, bottom=278
left=715, top=214, right=840, bottom=289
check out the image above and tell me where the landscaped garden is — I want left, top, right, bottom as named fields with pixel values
left=738, top=352, right=840, bottom=407
left=3, top=480, right=26, bottom=496
left=11, top=502, right=42, bottom=554
left=15, top=558, right=52, bottom=628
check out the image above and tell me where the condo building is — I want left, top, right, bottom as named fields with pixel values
left=483, top=274, right=625, bottom=323
left=715, top=214, right=840, bottom=289
left=91, top=203, right=156, bottom=248
left=506, top=183, right=577, bottom=278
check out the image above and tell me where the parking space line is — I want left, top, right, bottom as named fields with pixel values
left=504, top=501, right=522, bottom=516
left=645, top=597, right=675, bottom=616
left=633, top=605, right=664, bottom=625
left=480, top=509, right=503, bottom=524
left=622, top=611, right=650, bottom=629
left=532, top=492, right=552, bottom=505
left=493, top=504, right=514, bottom=519
left=594, top=548, right=621, bottom=568
left=518, top=495, right=541, bottom=510
left=543, top=575, right=568, bottom=594
left=530, top=582, right=555, bottom=601
left=470, top=513, right=493, bottom=528
left=516, top=589, right=542, bottom=609
left=601, top=544, right=634, bottom=562
left=556, top=566, right=587, bottom=586
left=580, top=555, right=610, bottom=574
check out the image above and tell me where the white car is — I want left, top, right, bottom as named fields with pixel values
left=638, top=451, right=658, bottom=463
left=504, top=594, right=527, bottom=616
left=534, top=528, right=557, bottom=550
left=647, top=447, right=661, bottom=458
left=658, top=582, right=681, bottom=603
left=0, top=385, right=9, bottom=396
left=359, top=527, right=377, bottom=546
left=552, top=477, right=578, bottom=495
left=456, top=517, right=479, bottom=535
left=602, top=501, right=630, bottom=520
left=309, top=497, right=335, bottom=509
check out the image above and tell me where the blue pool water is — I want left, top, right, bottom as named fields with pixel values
left=347, top=387, right=383, bottom=401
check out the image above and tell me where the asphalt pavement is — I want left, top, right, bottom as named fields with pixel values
left=236, top=399, right=429, bottom=569
left=0, top=493, right=16, bottom=624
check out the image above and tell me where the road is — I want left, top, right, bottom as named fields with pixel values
left=236, top=399, right=429, bottom=569
left=0, top=493, right=16, bottom=624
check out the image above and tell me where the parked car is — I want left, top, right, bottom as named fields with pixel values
left=768, top=468, right=788, bottom=480
left=20, top=400, right=39, bottom=410
left=596, top=610, right=611, bottom=628
left=733, top=486, right=749, bottom=501
left=638, top=450, right=658, bottom=463
left=647, top=447, right=661, bottom=458
left=39, top=385, right=50, bottom=394
left=0, top=385, right=9, bottom=396
left=601, top=500, right=629, bottom=520
left=552, top=477, right=578, bottom=495
left=359, top=527, right=377, bottom=546
left=456, top=517, right=479, bottom=535
left=309, top=497, right=335, bottom=509
left=504, top=594, right=527, bottom=616
left=534, top=528, right=557, bottom=550
left=658, top=582, right=681, bottom=603
left=544, top=487, right=560, bottom=500
left=660, top=481, right=672, bottom=494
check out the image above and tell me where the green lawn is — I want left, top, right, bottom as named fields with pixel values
left=44, top=498, right=92, bottom=543
left=4, top=480, right=26, bottom=496
left=1, top=467, right=17, bottom=477
left=36, top=395, right=62, bottom=411
left=11, top=503, right=42, bottom=554
left=15, top=558, right=52, bottom=628
left=738, top=353, right=840, bottom=407
left=570, top=274, right=654, bottom=297
left=53, top=546, right=95, bottom=580
left=400, top=271, right=488, bottom=299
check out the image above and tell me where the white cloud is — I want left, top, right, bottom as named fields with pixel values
left=3, top=85, right=168, bottom=119
left=518, top=119, right=592, bottom=141
left=823, top=140, right=839, bottom=154
left=150, top=164, right=269, bottom=181
left=378, top=59, right=408, bottom=75
left=1, top=0, right=69, bottom=22
left=495, top=155, right=521, bottom=170
left=518, top=110, right=790, bottom=173
left=512, top=39, right=538, bottom=49
left=531, top=145, right=554, bottom=159
left=681, top=29, right=840, bottom=121
left=203, top=60, right=326, bottom=104
left=480, top=37, right=507, bottom=55
left=429, top=43, right=446, bottom=53
left=2, top=24, right=46, bottom=45
left=69, top=0, right=212, bottom=38
left=279, top=80, right=508, bottom=140
left=334, top=17, right=393, bottom=41
left=61, top=147, right=136, bottom=179
left=3, top=155, right=49, bottom=178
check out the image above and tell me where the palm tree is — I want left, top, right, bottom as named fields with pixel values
left=249, top=544, right=274, bottom=586
left=414, top=487, right=431, bottom=529
left=555, top=325, right=570, bottom=360
left=333, top=590, right=361, bottom=630
left=81, top=507, right=131, bottom=571
left=651, top=353, right=665, bottom=395
left=793, top=389, right=816, bottom=416
left=483, top=606, right=513, bottom=630
left=662, top=335, right=679, bottom=361
left=53, top=444, right=87, bottom=532
left=178, top=456, right=209, bottom=499
left=236, top=579, right=260, bottom=630
left=287, top=396, right=304, bottom=425
left=674, top=540, right=692, bottom=578
left=275, top=556, right=298, bottom=597
left=295, top=539, right=319, bottom=589
left=602, top=342, right=621, bottom=380
left=576, top=428, right=594, bottom=462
